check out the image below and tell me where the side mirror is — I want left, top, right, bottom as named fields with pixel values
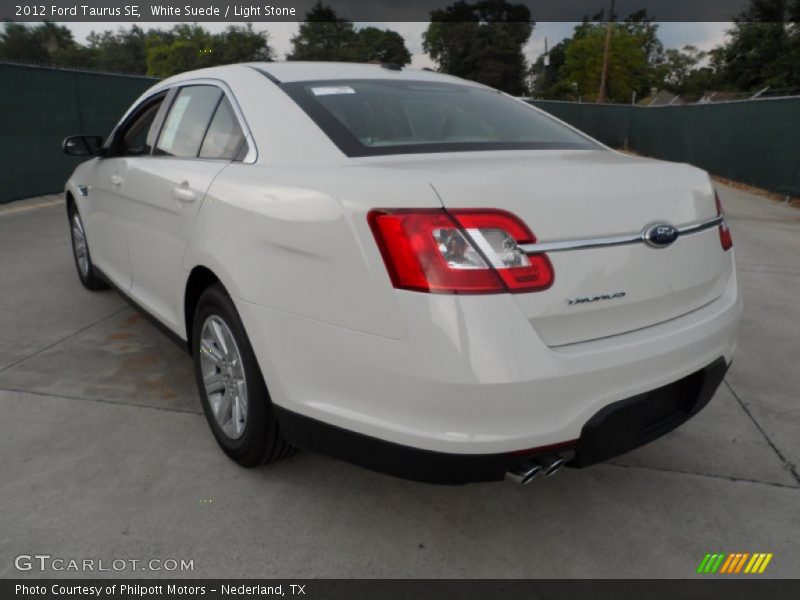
left=63, top=135, right=104, bottom=157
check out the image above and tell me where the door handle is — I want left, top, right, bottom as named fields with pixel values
left=110, top=174, right=123, bottom=187
left=172, top=184, right=197, bottom=203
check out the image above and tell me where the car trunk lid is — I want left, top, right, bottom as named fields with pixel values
left=395, top=149, right=732, bottom=346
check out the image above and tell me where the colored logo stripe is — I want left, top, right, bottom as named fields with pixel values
left=745, top=554, right=761, bottom=573
left=759, top=554, right=774, bottom=573
left=719, top=553, right=736, bottom=573
left=725, top=553, right=744, bottom=573
left=700, top=552, right=774, bottom=574
left=697, top=554, right=712, bottom=573
left=744, top=553, right=774, bottom=574
left=697, top=553, right=726, bottom=573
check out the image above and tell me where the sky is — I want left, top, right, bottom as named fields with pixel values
left=61, top=21, right=732, bottom=69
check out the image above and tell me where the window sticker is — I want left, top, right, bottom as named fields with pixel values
left=311, top=86, right=356, bottom=96
left=158, top=94, right=191, bottom=151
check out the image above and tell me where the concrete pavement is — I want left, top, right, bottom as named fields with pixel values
left=0, top=185, right=798, bottom=578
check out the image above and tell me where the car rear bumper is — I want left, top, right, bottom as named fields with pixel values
left=274, top=357, right=728, bottom=484
left=235, top=264, right=740, bottom=459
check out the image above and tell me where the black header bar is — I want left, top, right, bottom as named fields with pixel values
left=2, top=1, right=778, bottom=23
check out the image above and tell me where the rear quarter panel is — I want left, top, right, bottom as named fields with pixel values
left=183, top=163, right=445, bottom=340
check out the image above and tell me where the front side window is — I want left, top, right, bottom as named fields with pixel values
left=281, top=79, right=598, bottom=157
left=115, top=95, right=165, bottom=157
left=156, top=86, right=222, bottom=158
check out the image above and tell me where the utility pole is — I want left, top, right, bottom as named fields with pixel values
left=597, top=0, right=616, bottom=104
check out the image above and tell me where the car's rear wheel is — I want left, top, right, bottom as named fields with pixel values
left=68, top=202, right=107, bottom=291
left=192, top=283, right=295, bottom=467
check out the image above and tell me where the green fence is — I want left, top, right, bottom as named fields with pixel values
left=530, top=98, right=800, bottom=197
left=1, top=63, right=798, bottom=202
left=0, top=63, right=158, bottom=204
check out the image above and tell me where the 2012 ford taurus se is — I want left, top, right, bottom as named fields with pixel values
left=62, top=62, right=741, bottom=485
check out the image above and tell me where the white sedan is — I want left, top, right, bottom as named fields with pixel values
left=63, top=62, right=741, bottom=485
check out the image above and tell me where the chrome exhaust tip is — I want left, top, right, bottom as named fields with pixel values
left=537, top=454, right=568, bottom=477
left=505, top=461, right=543, bottom=485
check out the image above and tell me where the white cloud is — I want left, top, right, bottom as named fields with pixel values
left=657, top=22, right=730, bottom=53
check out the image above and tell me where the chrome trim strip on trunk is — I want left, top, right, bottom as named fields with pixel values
left=520, top=216, right=724, bottom=254
left=677, top=215, right=725, bottom=236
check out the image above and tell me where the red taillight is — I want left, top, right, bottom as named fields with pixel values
left=367, top=209, right=554, bottom=294
left=449, top=210, right=554, bottom=292
left=715, top=192, right=733, bottom=251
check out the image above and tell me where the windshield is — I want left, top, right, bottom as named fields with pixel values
left=281, top=79, right=598, bottom=157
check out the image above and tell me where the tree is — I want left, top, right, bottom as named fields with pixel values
left=288, top=2, right=411, bottom=65
left=146, top=25, right=274, bottom=77
left=146, top=25, right=211, bottom=77
left=288, top=2, right=358, bottom=61
left=716, top=0, right=800, bottom=91
left=623, top=10, right=664, bottom=68
left=655, top=45, right=723, bottom=101
left=529, top=39, right=568, bottom=98
left=0, top=22, right=49, bottom=63
left=423, top=0, right=534, bottom=95
left=530, top=13, right=671, bottom=102
left=0, top=22, right=85, bottom=66
left=559, top=23, right=649, bottom=103
left=354, top=27, right=411, bottom=65
left=0, top=22, right=275, bottom=76
left=660, top=46, right=706, bottom=90
left=85, top=26, right=149, bottom=74
left=211, top=25, right=275, bottom=64
left=617, top=13, right=664, bottom=99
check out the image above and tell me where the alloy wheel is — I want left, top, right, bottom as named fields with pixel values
left=71, top=213, right=89, bottom=278
left=199, top=315, right=249, bottom=439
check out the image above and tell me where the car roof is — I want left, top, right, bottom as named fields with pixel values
left=155, top=62, right=488, bottom=92
left=159, top=61, right=484, bottom=87
left=243, top=61, right=483, bottom=86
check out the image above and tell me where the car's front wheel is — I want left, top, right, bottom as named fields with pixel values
left=192, top=283, right=295, bottom=467
left=68, top=202, right=107, bottom=291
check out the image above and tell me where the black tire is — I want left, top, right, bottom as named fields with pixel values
left=192, top=283, right=295, bottom=467
left=67, top=202, right=107, bottom=291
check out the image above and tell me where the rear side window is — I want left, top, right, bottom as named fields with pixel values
left=199, top=97, right=246, bottom=160
left=156, top=86, right=222, bottom=158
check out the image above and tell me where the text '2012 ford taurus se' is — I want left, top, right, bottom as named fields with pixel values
left=63, top=62, right=741, bottom=485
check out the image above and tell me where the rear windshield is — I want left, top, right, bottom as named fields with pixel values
left=280, top=79, right=598, bottom=157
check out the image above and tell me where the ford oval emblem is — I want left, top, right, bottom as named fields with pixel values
left=643, top=223, right=679, bottom=248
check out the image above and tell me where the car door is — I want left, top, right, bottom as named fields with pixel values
left=121, top=84, right=250, bottom=333
left=84, top=92, right=169, bottom=290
